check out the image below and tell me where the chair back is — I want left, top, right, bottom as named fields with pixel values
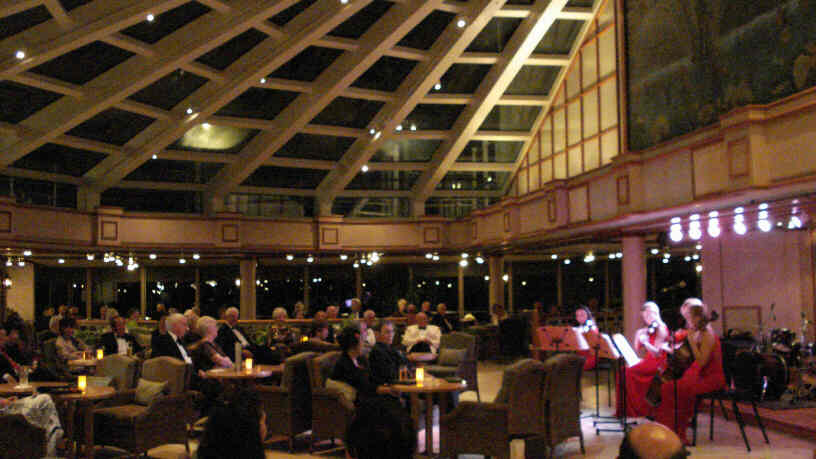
left=440, top=332, right=477, bottom=361
left=39, top=338, right=70, bottom=381
left=282, top=351, right=317, bottom=391
left=493, top=358, right=547, bottom=435
left=308, top=351, right=341, bottom=390
left=142, top=356, right=189, bottom=394
left=97, top=354, right=139, bottom=391
left=0, top=414, right=46, bottom=459
left=542, top=353, right=584, bottom=445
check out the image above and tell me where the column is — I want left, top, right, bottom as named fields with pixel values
left=239, top=259, right=257, bottom=319
left=410, top=199, right=425, bottom=218
left=139, top=266, right=147, bottom=317
left=457, top=264, right=465, bottom=318
left=194, top=268, right=201, bottom=312
left=506, top=262, right=514, bottom=313
left=77, top=187, right=100, bottom=212
left=488, top=256, right=504, bottom=308
left=85, top=268, right=93, bottom=319
left=303, top=266, right=310, bottom=310
left=355, top=265, right=362, bottom=299
left=622, top=236, right=647, bottom=342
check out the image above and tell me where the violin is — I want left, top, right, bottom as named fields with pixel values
left=647, top=320, right=659, bottom=336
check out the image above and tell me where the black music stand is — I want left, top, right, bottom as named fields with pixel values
left=595, top=334, right=638, bottom=434
left=536, top=326, right=578, bottom=355
left=585, top=332, right=621, bottom=422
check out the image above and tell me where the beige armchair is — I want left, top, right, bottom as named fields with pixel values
left=256, top=351, right=316, bottom=452
left=307, top=351, right=354, bottom=453
left=0, top=413, right=46, bottom=459
left=96, top=354, right=139, bottom=391
left=541, top=353, right=585, bottom=456
left=441, top=358, right=548, bottom=459
left=93, top=357, right=193, bottom=455
left=424, top=332, right=480, bottom=400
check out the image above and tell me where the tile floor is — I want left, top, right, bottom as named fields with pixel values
left=182, top=360, right=816, bottom=458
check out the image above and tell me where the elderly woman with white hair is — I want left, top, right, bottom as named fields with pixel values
left=189, top=316, right=233, bottom=414
left=266, top=307, right=296, bottom=352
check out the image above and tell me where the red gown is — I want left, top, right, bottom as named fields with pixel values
left=614, top=325, right=668, bottom=418
left=654, top=334, right=726, bottom=443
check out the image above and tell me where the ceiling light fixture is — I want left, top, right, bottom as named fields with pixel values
left=259, top=77, right=266, bottom=84
left=22, top=250, right=31, bottom=256
left=149, top=253, right=157, bottom=260
left=459, top=259, right=468, bottom=267
left=456, top=18, right=467, bottom=28
left=192, top=253, right=200, bottom=260
left=339, top=254, right=348, bottom=261
left=58, top=258, right=65, bottom=264
left=361, top=164, right=369, bottom=173
left=146, top=13, right=155, bottom=22
left=15, top=50, right=25, bottom=60
left=152, top=154, right=157, bottom=159
left=669, top=216, right=683, bottom=242
left=410, top=124, right=417, bottom=131
left=286, top=254, right=294, bottom=261
left=434, top=82, right=442, bottom=91
left=395, top=124, right=403, bottom=132
left=475, top=255, right=484, bottom=264
left=564, top=258, right=571, bottom=265
left=4, top=259, right=11, bottom=267
left=186, top=107, right=194, bottom=115
left=86, top=253, right=95, bottom=261
left=306, top=255, right=314, bottom=263
left=17, top=259, right=24, bottom=267
left=733, top=206, right=747, bottom=235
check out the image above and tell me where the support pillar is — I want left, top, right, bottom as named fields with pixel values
left=488, top=256, right=504, bottom=308
left=303, top=266, right=310, bottom=310
left=85, top=268, right=93, bottom=319
left=239, top=259, right=256, bottom=319
left=410, top=199, right=425, bottom=218
left=77, top=187, right=100, bottom=212
left=622, top=236, right=647, bottom=342
left=457, top=264, right=465, bottom=318
left=139, top=266, right=147, bottom=317
left=194, top=268, right=200, bottom=312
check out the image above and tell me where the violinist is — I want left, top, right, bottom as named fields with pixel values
left=615, top=302, right=668, bottom=418
left=653, top=300, right=725, bottom=444
left=574, top=306, right=598, bottom=371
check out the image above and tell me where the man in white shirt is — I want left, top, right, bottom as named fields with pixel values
left=153, top=313, right=193, bottom=364
left=363, top=310, right=377, bottom=346
left=401, top=312, right=441, bottom=354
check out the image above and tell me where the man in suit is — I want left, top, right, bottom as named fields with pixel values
left=368, top=319, right=408, bottom=387
left=401, top=313, right=441, bottom=354
left=100, top=316, right=143, bottom=356
left=215, top=307, right=275, bottom=363
left=431, top=303, right=458, bottom=334
left=347, top=298, right=362, bottom=319
left=151, top=313, right=193, bottom=364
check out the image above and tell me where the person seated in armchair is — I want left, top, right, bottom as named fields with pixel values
left=150, top=313, right=193, bottom=364
left=1, top=394, right=64, bottom=457
left=100, top=316, right=143, bottom=356
left=432, top=303, right=458, bottom=334
left=368, top=320, right=409, bottom=387
left=216, top=307, right=276, bottom=364
left=54, top=318, right=87, bottom=361
left=401, top=313, right=441, bottom=354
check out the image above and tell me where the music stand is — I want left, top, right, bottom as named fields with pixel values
left=595, top=333, right=638, bottom=434
left=584, top=332, right=620, bottom=422
left=536, top=326, right=587, bottom=355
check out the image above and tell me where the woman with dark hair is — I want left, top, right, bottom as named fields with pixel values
left=55, top=318, right=87, bottom=361
left=653, top=301, right=725, bottom=444
left=574, top=305, right=598, bottom=371
left=150, top=311, right=169, bottom=352
left=331, top=325, right=397, bottom=403
left=196, top=389, right=266, bottom=459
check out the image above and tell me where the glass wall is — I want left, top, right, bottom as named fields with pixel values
left=199, top=265, right=240, bottom=318
left=256, top=265, right=304, bottom=318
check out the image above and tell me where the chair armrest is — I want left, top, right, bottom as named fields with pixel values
left=313, top=387, right=355, bottom=412
left=136, top=393, right=192, bottom=424
left=441, top=401, right=508, bottom=426
left=95, top=389, right=136, bottom=408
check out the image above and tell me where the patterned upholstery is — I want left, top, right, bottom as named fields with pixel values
left=96, top=354, right=139, bottom=391
left=257, top=351, right=316, bottom=452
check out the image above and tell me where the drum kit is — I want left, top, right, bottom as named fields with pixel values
left=731, top=328, right=816, bottom=402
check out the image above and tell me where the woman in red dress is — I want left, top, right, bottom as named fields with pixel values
left=615, top=301, right=668, bottom=418
left=575, top=306, right=598, bottom=371
left=654, top=300, right=725, bottom=444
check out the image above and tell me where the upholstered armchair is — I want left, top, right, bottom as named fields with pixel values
left=256, top=351, right=316, bottom=452
left=541, top=353, right=585, bottom=456
left=37, top=338, right=72, bottom=381
left=0, top=413, right=46, bottom=459
left=424, top=332, right=480, bottom=400
left=96, top=354, right=139, bottom=391
left=307, top=351, right=354, bottom=452
left=440, top=358, right=547, bottom=459
left=93, top=357, right=193, bottom=455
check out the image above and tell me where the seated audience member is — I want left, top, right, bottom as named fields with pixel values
left=150, top=312, right=169, bottom=351
left=266, top=307, right=296, bottom=349
left=215, top=307, right=254, bottom=362
left=367, top=320, right=408, bottom=387
left=68, top=306, right=80, bottom=319
left=326, top=305, right=342, bottom=337
left=189, top=316, right=232, bottom=414
left=331, top=326, right=398, bottom=404
left=313, top=311, right=335, bottom=343
left=3, top=326, right=31, bottom=365
left=346, top=397, right=415, bottom=459
left=362, top=310, right=377, bottom=346
left=401, top=312, right=441, bottom=354
left=36, top=307, right=54, bottom=332
left=99, top=316, right=143, bottom=356
left=182, top=309, right=202, bottom=346
left=0, top=394, right=64, bottom=457
left=39, top=316, right=61, bottom=343
left=393, top=298, right=407, bottom=317
left=0, top=329, right=21, bottom=381
left=490, top=303, right=508, bottom=325
left=308, top=319, right=337, bottom=347
left=293, top=301, right=307, bottom=319
left=55, top=318, right=87, bottom=361
left=196, top=389, right=266, bottom=459
left=432, top=303, right=458, bottom=334
left=404, top=304, right=418, bottom=326
left=617, top=423, right=688, bottom=459
left=151, top=313, right=193, bottom=364
left=125, top=308, right=141, bottom=331
left=347, top=298, right=363, bottom=319
left=420, top=301, right=432, bottom=314
left=98, top=305, right=108, bottom=321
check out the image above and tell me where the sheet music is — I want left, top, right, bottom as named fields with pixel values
left=571, top=327, right=590, bottom=350
left=612, top=333, right=641, bottom=367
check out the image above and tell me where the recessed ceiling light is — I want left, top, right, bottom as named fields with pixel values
left=456, top=18, right=467, bottom=28
left=152, top=154, right=157, bottom=159
left=149, top=253, right=157, bottom=260
left=361, top=164, right=369, bottom=173
left=22, top=250, right=31, bottom=256
left=339, top=254, right=348, bottom=260
left=286, top=254, right=294, bottom=261
left=15, top=50, right=25, bottom=60
left=396, top=124, right=403, bottom=132
left=58, top=258, right=65, bottom=264
left=192, top=253, right=200, bottom=260
left=186, top=107, right=194, bottom=115
left=410, top=124, right=417, bottom=131
left=340, top=0, right=349, bottom=4
left=179, top=257, right=186, bottom=264
left=434, top=82, right=442, bottom=91
left=259, top=77, right=266, bottom=84
left=201, top=123, right=211, bottom=129
left=146, top=13, right=155, bottom=22
left=86, top=253, right=95, bottom=261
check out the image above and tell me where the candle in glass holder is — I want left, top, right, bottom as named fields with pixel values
left=416, top=368, right=424, bottom=386
left=96, top=349, right=104, bottom=360
left=78, top=375, right=87, bottom=391
left=244, top=358, right=253, bottom=371
left=301, top=335, right=309, bottom=343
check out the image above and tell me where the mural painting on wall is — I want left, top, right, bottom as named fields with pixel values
left=625, top=0, right=816, bottom=151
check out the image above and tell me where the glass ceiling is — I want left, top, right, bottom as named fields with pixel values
left=0, top=0, right=596, bottom=217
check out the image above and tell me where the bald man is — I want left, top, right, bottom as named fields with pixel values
left=618, top=423, right=688, bottom=459
left=402, top=313, right=441, bottom=353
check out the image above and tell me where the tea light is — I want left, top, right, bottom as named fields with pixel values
left=416, top=368, right=424, bottom=386
left=78, top=375, right=87, bottom=391
left=244, top=358, right=253, bottom=371
left=96, top=349, right=104, bottom=360
left=301, top=336, right=309, bottom=343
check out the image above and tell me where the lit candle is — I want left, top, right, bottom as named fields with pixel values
left=301, top=336, right=309, bottom=343
left=244, top=358, right=253, bottom=371
left=416, top=367, right=424, bottom=386
left=96, top=349, right=104, bottom=360
left=78, top=375, right=87, bottom=391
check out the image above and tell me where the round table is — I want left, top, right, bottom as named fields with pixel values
left=68, top=358, right=98, bottom=371
left=58, top=386, right=116, bottom=459
left=0, top=381, right=69, bottom=397
left=393, top=376, right=466, bottom=458
left=204, top=364, right=283, bottom=381
left=407, top=352, right=437, bottom=363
